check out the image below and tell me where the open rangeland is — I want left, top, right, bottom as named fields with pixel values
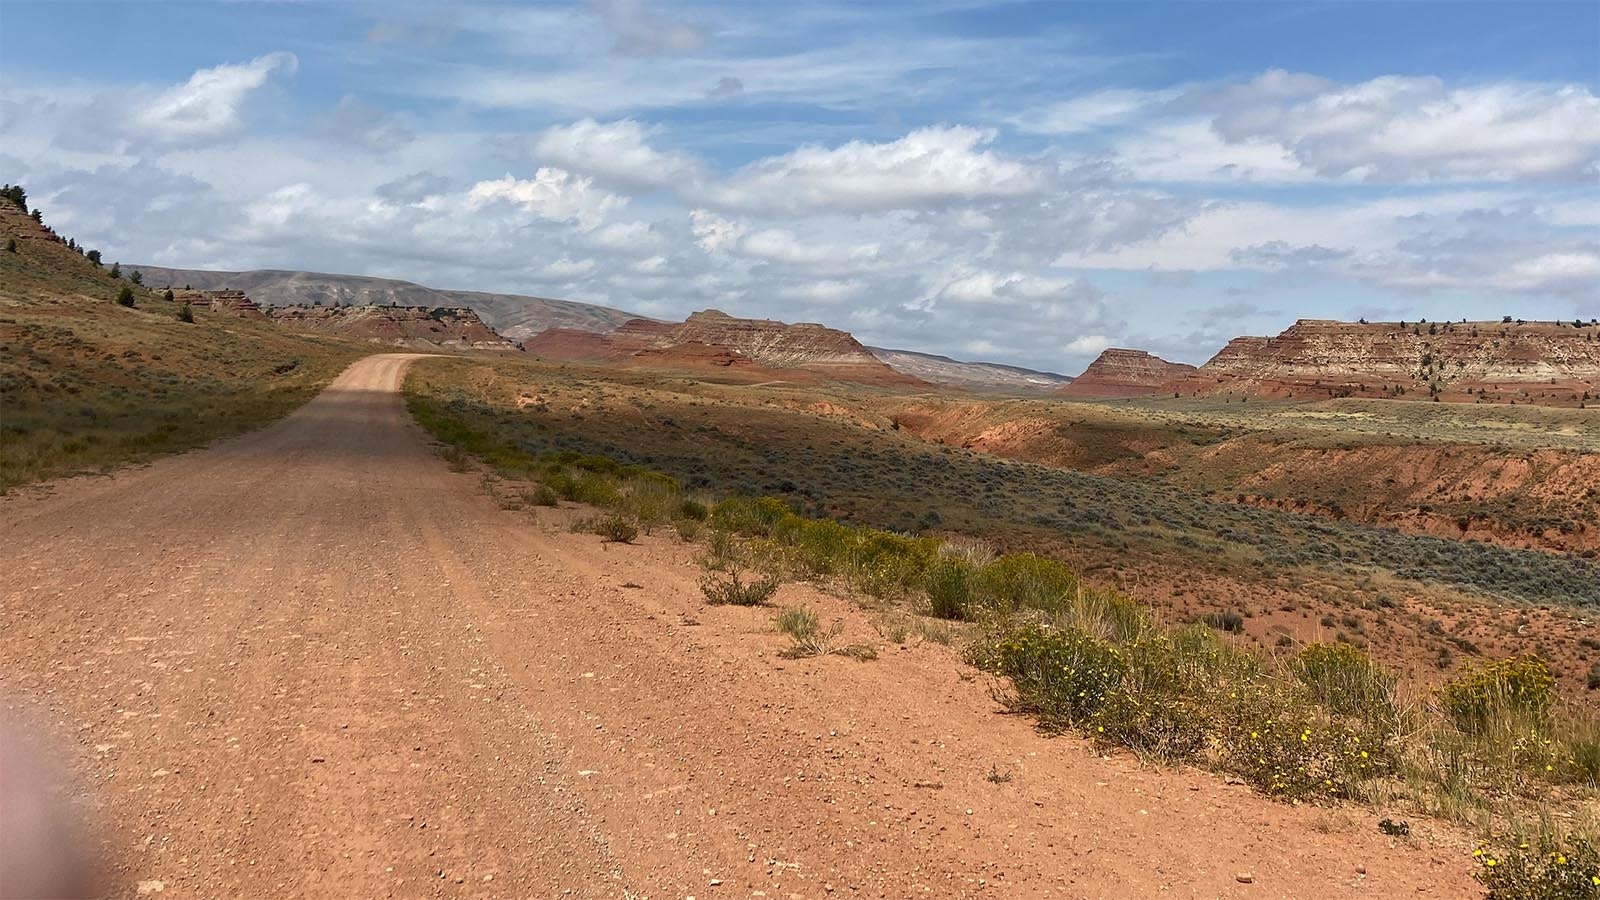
left=2, top=354, right=1491, bottom=899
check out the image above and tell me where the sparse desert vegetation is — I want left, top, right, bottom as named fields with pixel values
left=405, top=353, right=1600, bottom=896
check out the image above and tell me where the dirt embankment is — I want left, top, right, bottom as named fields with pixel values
left=0, top=354, right=1476, bottom=899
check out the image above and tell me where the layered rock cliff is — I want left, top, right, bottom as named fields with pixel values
left=1058, top=349, right=1197, bottom=398
left=1173, top=319, right=1600, bottom=405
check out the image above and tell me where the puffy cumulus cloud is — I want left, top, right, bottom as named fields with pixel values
left=134, top=52, right=297, bottom=145
left=703, top=126, right=1040, bottom=215
left=1206, top=71, right=1600, bottom=182
left=531, top=119, right=701, bottom=190
left=466, top=168, right=625, bottom=229
left=689, top=209, right=745, bottom=253
left=932, top=270, right=1080, bottom=305
left=693, top=214, right=883, bottom=274
left=587, top=0, right=706, bottom=57
left=1065, top=334, right=1112, bottom=356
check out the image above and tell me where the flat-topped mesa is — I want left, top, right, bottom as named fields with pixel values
left=265, top=304, right=519, bottom=351
left=1172, top=318, right=1600, bottom=405
left=524, top=308, right=926, bottom=387
left=672, top=309, right=888, bottom=369
left=1057, top=349, right=1197, bottom=398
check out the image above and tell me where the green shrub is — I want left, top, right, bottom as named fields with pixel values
left=979, top=553, right=1079, bottom=613
left=571, top=471, right=622, bottom=506
left=590, top=513, right=638, bottom=543
left=1475, top=834, right=1600, bottom=900
left=527, top=484, right=560, bottom=506
left=177, top=303, right=194, bottom=323
left=1291, top=642, right=1397, bottom=727
left=1212, top=682, right=1395, bottom=801
left=923, top=555, right=977, bottom=620
left=700, top=568, right=781, bottom=606
left=116, top=285, right=135, bottom=307
left=678, top=498, right=709, bottom=520
left=1442, top=656, right=1557, bottom=735
left=795, top=518, right=855, bottom=576
left=1064, top=590, right=1150, bottom=644
left=1090, top=634, right=1210, bottom=759
left=621, top=475, right=677, bottom=531
left=983, top=623, right=1126, bottom=728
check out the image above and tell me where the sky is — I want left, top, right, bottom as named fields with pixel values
left=2, top=0, right=1597, bottom=372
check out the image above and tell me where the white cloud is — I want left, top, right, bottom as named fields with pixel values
left=1208, top=71, right=1600, bottom=182
left=531, top=119, right=701, bottom=190
left=689, top=209, right=745, bottom=253
left=1011, top=88, right=1173, bottom=135
left=1109, top=119, right=1313, bottom=183
left=134, top=52, right=297, bottom=144
left=541, top=257, right=597, bottom=278
left=1065, top=334, right=1112, bottom=355
left=704, top=126, right=1040, bottom=215
left=465, top=168, right=625, bottom=229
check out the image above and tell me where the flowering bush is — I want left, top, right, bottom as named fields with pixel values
left=1476, top=835, right=1600, bottom=899
left=1442, top=656, right=1556, bottom=734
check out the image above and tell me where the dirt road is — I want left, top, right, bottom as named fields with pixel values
left=0, top=354, right=1475, bottom=898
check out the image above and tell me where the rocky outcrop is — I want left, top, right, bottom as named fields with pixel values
left=1172, top=319, right=1600, bottom=406
left=524, top=309, right=924, bottom=387
left=171, top=289, right=267, bottom=319
left=264, top=305, right=519, bottom=351
left=1058, top=349, right=1197, bottom=398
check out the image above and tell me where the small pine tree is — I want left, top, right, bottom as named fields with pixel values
left=163, top=288, right=175, bottom=302
left=177, top=303, right=194, bottom=323
left=130, top=270, right=143, bottom=285
left=4, top=238, right=15, bottom=253
left=109, top=261, right=122, bottom=278
left=116, top=285, right=135, bottom=307
left=0, top=183, right=27, bottom=212
left=86, top=249, right=102, bottom=265
left=29, top=209, right=41, bottom=223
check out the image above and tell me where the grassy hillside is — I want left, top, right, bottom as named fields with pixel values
left=0, top=197, right=364, bottom=491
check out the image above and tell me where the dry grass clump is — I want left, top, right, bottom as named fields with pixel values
left=699, top=567, right=781, bottom=606
left=775, top=606, right=876, bottom=660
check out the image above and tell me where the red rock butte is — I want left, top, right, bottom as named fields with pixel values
left=524, top=309, right=926, bottom=387
left=1057, top=348, right=1197, bottom=398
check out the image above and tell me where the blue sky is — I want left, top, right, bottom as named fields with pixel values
left=2, top=0, right=1596, bottom=371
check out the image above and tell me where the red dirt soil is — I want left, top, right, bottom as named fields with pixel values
left=0, top=355, right=1475, bottom=898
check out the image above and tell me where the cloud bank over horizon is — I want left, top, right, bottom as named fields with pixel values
left=2, top=0, right=1595, bottom=372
